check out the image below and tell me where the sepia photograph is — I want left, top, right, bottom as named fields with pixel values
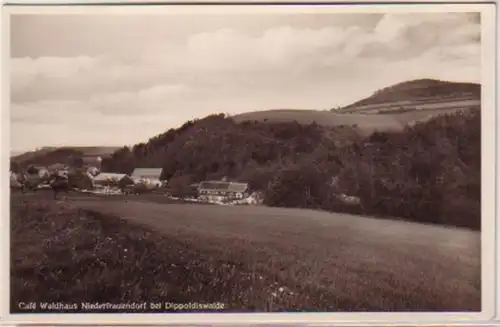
left=3, top=3, right=496, bottom=324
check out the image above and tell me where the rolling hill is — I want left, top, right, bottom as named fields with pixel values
left=96, top=108, right=480, bottom=230
left=340, top=78, right=480, bottom=112
left=232, top=79, right=481, bottom=134
left=10, top=78, right=481, bottom=230
left=11, top=146, right=121, bottom=167
left=232, top=109, right=404, bottom=135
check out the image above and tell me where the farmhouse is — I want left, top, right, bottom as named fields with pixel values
left=131, top=168, right=163, bottom=187
left=93, top=173, right=132, bottom=188
left=197, top=180, right=249, bottom=203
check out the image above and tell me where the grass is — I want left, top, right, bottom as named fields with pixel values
left=339, top=79, right=480, bottom=110
left=233, top=109, right=405, bottom=134
left=232, top=102, right=479, bottom=135
left=11, top=193, right=481, bottom=313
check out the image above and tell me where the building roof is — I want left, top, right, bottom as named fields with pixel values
left=93, top=172, right=127, bottom=182
left=131, top=168, right=163, bottom=180
left=198, top=181, right=249, bottom=193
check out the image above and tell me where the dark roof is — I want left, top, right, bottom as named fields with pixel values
left=198, top=181, right=248, bottom=193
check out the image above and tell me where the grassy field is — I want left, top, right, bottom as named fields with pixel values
left=232, top=102, right=480, bottom=134
left=11, top=192, right=481, bottom=312
left=340, top=98, right=480, bottom=113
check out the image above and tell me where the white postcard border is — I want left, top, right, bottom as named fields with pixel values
left=0, top=3, right=496, bottom=325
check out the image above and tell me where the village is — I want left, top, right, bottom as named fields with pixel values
left=10, top=154, right=264, bottom=206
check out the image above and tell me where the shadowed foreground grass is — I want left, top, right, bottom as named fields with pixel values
left=11, top=195, right=481, bottom=313
left=11, top=198, right=327, bottom=313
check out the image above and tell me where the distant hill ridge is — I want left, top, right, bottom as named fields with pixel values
left=12, top=78, right=481, bottom=170
left=12, top=146, right=121, bottom=167
left=232, top=78, right=481, bottom=132
left=340, top=78, right=480, bottom=111
left=10, top=89, right=481, bottom=230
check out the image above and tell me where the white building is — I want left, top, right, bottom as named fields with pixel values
left=131, top=168, right=163, bottom=187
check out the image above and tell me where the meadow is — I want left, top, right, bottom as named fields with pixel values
left=232, top=101, right=480, bottom=135
left=11, top=191, right=481, bottom=313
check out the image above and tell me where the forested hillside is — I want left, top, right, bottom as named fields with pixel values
left=101, top=114, right=362, bottom=187
left=11, top=146, right=119, bottom=170
left=12, top=148, right=84, bottom=170
left=101, top=109, right=481, bottom=230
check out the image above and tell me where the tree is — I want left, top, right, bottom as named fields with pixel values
left=26, top=165, right=39, bottom=175
left=10, top=161, right=20, bottom=173
left=264, top=163, right=332, bottom=209
left=168, top=175, right=197, bottom=199
left=68, top=171, right=94, bottom=190
left=72, top=156, right=84, bottom=168
left=97, top=109, right=480, bottom=230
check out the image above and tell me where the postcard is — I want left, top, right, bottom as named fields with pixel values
left=1, top=2, right=496, bottom=325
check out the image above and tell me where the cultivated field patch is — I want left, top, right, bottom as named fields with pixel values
left=232, top=101, right=480, bottom=134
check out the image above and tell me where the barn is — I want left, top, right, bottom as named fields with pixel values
left=197, top=181, right=249, bottom=203
left=131, top=168, right=163, bottom=187
left=93, top=173, right=131, bottom=188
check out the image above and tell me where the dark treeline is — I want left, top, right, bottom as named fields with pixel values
left=11, top=148, right=85, bottom=172
left=101, top=113, right=362, bottom=185
left=100, top=109, right=480, bottom=230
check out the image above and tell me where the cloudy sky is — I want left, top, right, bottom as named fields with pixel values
left=10, top=11, right=481, bottom=152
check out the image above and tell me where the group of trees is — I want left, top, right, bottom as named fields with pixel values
left=10, top=78, right=481, bottom=230
left=98, top=109, right=480, bottom=230
left=265, top=109, right=480, bottom=230
left=11, top=148, right=85, bottom=171
left=101, top=114, right=361, bottom=186
left=12, top=106, right=480, bottom=230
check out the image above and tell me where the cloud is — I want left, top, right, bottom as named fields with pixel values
left=10, top=12, right=481, bottom=151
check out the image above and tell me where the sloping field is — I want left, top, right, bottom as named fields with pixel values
left=340, top=79, right=480, bottom=110
left=341, top=98, right=480, bottom=113
left=232, top=100, right=479, bottom=134
left=66, top=197, right=480, bottom=312
left=233, top=109, right=404, bottom=134
left=390, top=106, right=480, bottom=125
